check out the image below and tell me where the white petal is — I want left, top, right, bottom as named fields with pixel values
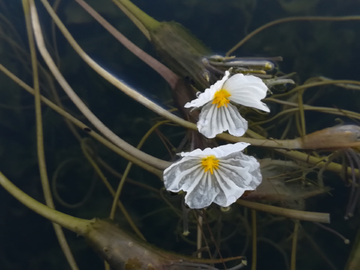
left=184, top=173, right=219, bottom=209
left=223, top=103, right=249, bottom=136
left=180, top=146, right=215, bottom=158
left=180, top=142, right=250, bottom=158
left=184, top=71, right=231, bottom=109
left=197, top=102, right=248, bottom=138
left=220, top=153, right=262, bottom=189
left=224, top=74, right=270, bottom=112
left=210, top=142, right=250, bottom=158
left=164, top=161, right=202, bottom=191
left=179, top=148, right=207, bottom=158
left=213, top=170, right=246, bottom=207
left=213, top=153, right=262, bottom=206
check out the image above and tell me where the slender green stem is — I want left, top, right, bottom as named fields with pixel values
left=0, top=171, right=90, bottom=234
left=0, top=58, right=352, bottom=179
left=297, top=90, right=306, bottom=137
left=291, top=221, right=299, bottom=270
left=273, top=80, right=360, bottom=99
left=24, top=1, right=78, bottom=269
left=264, top=98, right=360, bottom=122
left=227, top=16, right=360, bottom=56
left=0, top=63, right=164, bottom=176
left=75, top=0, right=179, bottom=89
left=0, top=59, right=352, bottom=179
left=237, top=199, right=330, bottom=223
left=39, top=0, right=195, bottom=135
left=109, top=121, right=169, bottom=219
left=251, top=209, right=257, bottom=270
left=35, top=1, right=360, bottom=160
left=302, top=228, right=338, bottom=270
left=32, top=0, right=170, bottom=170
left=81, top=139, right=146, bottom=240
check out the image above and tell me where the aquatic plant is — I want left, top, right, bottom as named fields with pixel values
left=1, top=0, right=360, bottom=269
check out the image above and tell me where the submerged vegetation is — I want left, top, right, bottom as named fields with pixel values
left=1, top=0, right=360, bottom=269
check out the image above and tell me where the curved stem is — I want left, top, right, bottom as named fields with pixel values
left=30, top=0, right=169, bottom=170
left=109, top=121, right=169, bottom=219
left=39, top=0, right=195, bottom=132
left=237, top=199, right=330, bottom=223
left=37, top=1, right=360, bottom=155
left=273, top=80, right=360, bottom=99
left=227, top=16, right=360, bottom=56
left=75, top=0, right=179, bottom=89
left=23, top=1, right=79, bottom=269
left=81, top=139, right=146, bottom=240
left=0, top=58, right=352, bottom=179
left=265, top=98, right=360, bottom=121
left=0, top=171, right=90, bottom=234
left=0, top=63, right=164, bottom=176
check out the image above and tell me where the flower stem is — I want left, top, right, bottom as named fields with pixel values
left=0, top=171, right=90, bottom=234
left=23, top=1, right=78, bottom=268
left=237, top=199, right=330, bottom=223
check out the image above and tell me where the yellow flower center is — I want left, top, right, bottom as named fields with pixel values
left=212, top=89, right=231, bottom=108
left=201, top=155, right=220, bottom=174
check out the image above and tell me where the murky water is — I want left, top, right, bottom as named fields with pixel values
left=0, top=0, right=360, bottom=269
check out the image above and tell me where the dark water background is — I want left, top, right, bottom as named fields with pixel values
left=1, top=0, right=360, bottom=269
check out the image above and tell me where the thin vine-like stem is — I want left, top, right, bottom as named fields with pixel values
left=264, top=98, right=360, bottom=121
left=196, top=213, right=203, bottom=259
left=0, top=169, right=246, bottom=269
left=30, top=0, right=170, bottom=170
left=1, top=56, right=355, bottom=181
left=291, top=221, right=299, bottom=270
left=0, top=24, right=83, bottom=142
left=0, top=63, right=164, bottom=176
left=244, top=129, right=350, bottom=177
left=74, top=0, right=179, bottom=89
left=96, top=158, right=160, bottom=194
left=251, top=209, right=257, bottom=270
left=302, top=227, right=338, bottom=270
left=80, top=139, right=146, bottom=240
left=226, top=16, right=360, bottom=56
left=109, top=121, right=170, bottom=219
left=236, top=199, right=330, bottom=223
left=38, top=0, right=195, bottom=131
left=51, top=0, right=61, bottom=67
left=0, top=59, right=354, bottom=179
left=272, top=80, right=360, bottom=99
left=297, top=89, right=306, bottom=138
left=0, top=170, right=90, bottom=234
left=51, top=158, right=96, bottom=209
left=23, top=1, right=78, bottom=269
left=30, top=1, right=360, bottom=157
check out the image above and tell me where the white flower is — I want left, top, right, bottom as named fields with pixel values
left=163, top=142, right=262, bottom=209
left=185, top=71, right=269, bottom=138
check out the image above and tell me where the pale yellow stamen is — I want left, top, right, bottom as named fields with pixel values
left=201, top=155, right=220, bottom=174
left=212, top=89, right=231, bottom=108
